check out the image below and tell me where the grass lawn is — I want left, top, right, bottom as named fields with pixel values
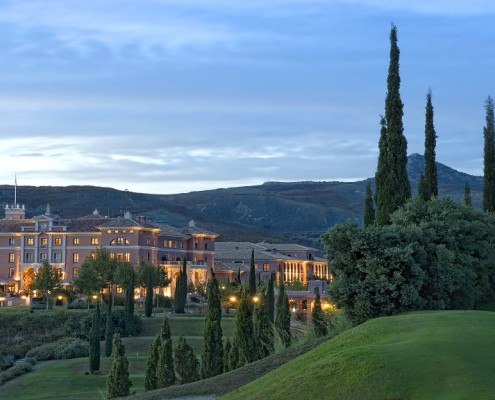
left=222, top=310, right=495, bottom=400
left=0, top=313, right=235, bottom=400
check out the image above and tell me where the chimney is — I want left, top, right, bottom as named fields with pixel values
left=189, top=219, right=195, bottom=227
left=93, top=209, right=100, bottom=216
left=124, top=211, right=133, bottom=220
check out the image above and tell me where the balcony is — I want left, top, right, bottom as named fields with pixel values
left=159, top=260, right=208, bottom=269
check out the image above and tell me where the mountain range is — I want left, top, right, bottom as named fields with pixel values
left=0, top=154, right=483, bottom=250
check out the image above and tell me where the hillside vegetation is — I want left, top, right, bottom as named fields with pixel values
left=223, top=311, right=495, bottom=400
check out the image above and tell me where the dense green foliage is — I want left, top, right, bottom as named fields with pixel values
left=322, top=198, right=495, bottom=323
left=104, top=295, right=113, bottom=357
left=464, top=181, right=472, bottom=206
left=174, top=259, right=188, bottom=313
left=235, top=295, right=257, bottom=366
left=115, top=263, right=135, bottom=336
left=107, top=333, right=132, bottom=398
left=30, top=261, right=62, bottom=310
left=223, top=337, right=232, bottom=373
left=375, top=25, right=410, bottom=225
left=174, top=335, right=200, bottom=384
left=311, top=287, right=328, bottom=337
left=423, top=90, right=438, bottom=199
left=89, top=302, right=101, bottom=373
left=201, top=272, right=223, bottom=378
left=363, top=182, right=375, bottom=227
left=26, top=338, right=88, bottom=361
left=249, top=249, right=256, bottom=295
left=0, top=361, right=33, bottom=386
left=483, top=96, right=495, bottom=212
left=144, top=334, right=161, bottom=391
left=266, top=274, right=275, bottom=323
left=156, top=338, right=175, bottom=388
left=275, top=282, right=291, bottom=348
left=254, top=292, right=274, bottom=358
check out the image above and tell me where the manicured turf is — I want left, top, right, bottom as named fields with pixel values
left=0, top=313, right=235, bottom=400
left=222, top=311, right=495, bottom=400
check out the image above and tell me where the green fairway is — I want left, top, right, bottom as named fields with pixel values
left=222, top=311, right=495, bottom=400
left=0, top=313, right=235, bottom=400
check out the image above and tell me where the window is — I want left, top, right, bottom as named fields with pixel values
left=26, top=237, right=34, bottom=246
left=110, top=237, right=129, bottom=245
left=53, top=252, right=62, bottom=262
left=55, top=268, right=63, bottom=278
left=25, top=252, right=34, bottom=262
left=8, top=253, right=15, bottom=263
left=116, top=253, right=124, bottom=262
left=204, top=243, right=208, bottom=250
left=8, top=238, right=15, bottom=245
left=147, top=253, right=150, bottom=261
left=125, top=253, right=130, bottom=262
left=54, top=237, right=62, bottom=245
left=167, top=240, right=172, bottom=248
left=194, top=242, right=198, bottom=250
left=173, top=241, right=177, bottom=248
left=73, top=267, right=79, bottom=278
left=73, top=253, right=80, bottom=263
left=8, top=267, right=15, bottom=278
left=40, top=253, right=47, bottom=261
left=73, top=238, right=80, bottom=245
left=40, top=238, right=48, bottom=248
left=263, top=263, right=270, bottom=272
left=91, top=252, right=96, bottom=259
left=91, top=237, right=99, bottom=245
left=146, top=238, right=151, bottom=245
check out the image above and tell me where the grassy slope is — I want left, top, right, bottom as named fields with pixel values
left=223, top=311, right=495, bottom=400
left=0, top=314, right=235, bottom=400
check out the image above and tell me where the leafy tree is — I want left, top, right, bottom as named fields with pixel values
left=73, top=263, right=101, bottom=309
left=266, top=273, right=275, bottom=323
left=363, top=182, right=375, bottom=227
left=312, top=287, right=328, bottom=337
left=423, top=89, right=438, bottom=199
left=375, top=25, right=410, bottom=225
left=136, top=262, right=168, bottom=317
left=254, top=292, right=274, bottom=358
left=249, top=249, right=256, bottom=295
left=483, top=96, right=495, bottom=212
left=89, top=301, right=101, bottom=373
left=30, top=260, right=62, bottom=310
left=174, top=335, right=200, bottom=384
left=105, top=295, right=113, bottom=357
left=144, top=334, right=161, bottom=391
left=275, top=282, right=291, bottom=348
left=156, top=339, right=175, bottom=388
left=201, top=270, right=223, bottom=378
left=235, top=294, right=257, bottom=365
left=464, top=181, right=472, bottom=207
left=115, top=262, right=135, bottom=336
left=174, top=259, right=188, bottom=313
left=107, top=333, right=132, bottom=399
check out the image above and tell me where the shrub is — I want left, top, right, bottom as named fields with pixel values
left=0, top=362, right=33, bottom=386
left=26, top=338, right=89, bottom=361
left=0, top=353, right=14, bottom=371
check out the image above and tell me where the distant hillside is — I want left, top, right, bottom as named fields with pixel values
left=0, top=154, right=483, bottom=248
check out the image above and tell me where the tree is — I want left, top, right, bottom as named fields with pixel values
left=228, top=337, right=239, bottom=371
left=363, top=182, right=375, bottom=227
left=418, top=173, right=428, bottom=201
left=275, top=282, right=291, bottom=348
left=423, top=89, right=438, bottom=199
left=464, top=181, right=472, bottom=207
left=156, top=338, right=176, bottom=388
left=144, top=334, right=161, bottom=391
left=266, top=273, right=275, bottom=323
left=89, top=301, right=101, bottom=373
left=312, top=286, right=328, bottom=337
left=115, top=262, right=135, bottom=336
left=223, top=337, right=232, bottom=373
left=254, top=292, right=274, bottom=358
left=105, top=295, right=113, bottom=357
left=483, top=96, right=495, bottom=212
left=73, top=263, right=101, bottom=309
left=160, top=315, right=172, bottom=341
left=235, top=294, right=257, bottom=365
left=30, top=260, right=62, bottom=310
left=174, top=335, right=200, bottom=384
left=107, top=333, right=132, bottom=399
left=174, top=259, right=188, bottom=313
left=137, top=262, right=168, bottom=317
left=201, top=270, right=223, bottom=378
left=249, top=249, right=256, bottom=295
left=375, top=25, right=410, bottom=225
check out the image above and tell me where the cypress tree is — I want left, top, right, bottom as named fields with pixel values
left=418, top=173, right=428, bottom=201
left=201, top=270, right=223, bottom=378
left=275, top=282, right=291, bottom=348
left=228, top=337, right=239, bottom=371
left=124, top=268, right=135, bottom=336
left=424, top=89, right=438, bottom=199
left=144, top=334, right=161, bottom=391
left=483, top=96, right=495, bottom=212
left=363, top=182, right=375, bottom=227
left=223, top=337, right=232, bottom=373
left=267, top=273, right=275, bottom=323
left=181, top=258, right=188, bottom=304
left=107, top=333, right=132, bottom=399
left=312, top=287, right=328, bottom=337
left=89, top=300, right=100, bottom=373
left=156, top=339, right=176, bottom=388
left=174, top=335, right=200, bottom=384
left=160, top=315, right=172, bottom=341
left=144, top=267, right=153, bottom=317
left=235, top=294, right=257, bottom=365
left=249, top=249, right=256, bottom=295
left=464, top=181, right=473, bottom=207
left=174, top=259, right=187, bottom=313
left=375, top=25, right=410, bottom=225
left=105, top=293, right=113, bottom=357
left=254, top=293, right=274, bottom=358
left=237, top=267, right=241, bottom=284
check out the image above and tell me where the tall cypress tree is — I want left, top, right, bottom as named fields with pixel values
left=124, top=267, right=135, bottom=336
left=144, top=267, right=154, bottom=317
left=375, top=25, right=410, bottom=225
left=275, top=282, right=291, bottom=348
left=312, top=287, right=328, bottom=337
left=107, top=333, right=132, bottom=398
left=223, top=337, right=232, bottom=373
left=181, top=258, right=188, bottom=305
left=235, top=294, right=257, bottom=365
left=156, top=339, right=176, bottom=388
left=174, top=335, right=200, bottom=384
left=254, top=292, right=274, bottom=358
left=201, top=270, right=223, bottom=378
left=89, top=300, right=101, bottom=373
left=464, top=181, right=472, bottom=207
left=418, top=173, right=428, bottom=201
left=266, top=273, right=275, bottom=324
left=363, top=182, right=375, bottom=227
left=424, top=89, right=438, bottom=199
left=160, top=315, right=172, bottom=341
left=483, top=96, right=495, bottom=212
left=249, top=249, right=256, bottom=295
left=144, top=334, right=161, bottom=391
left=174, top=259, right=187, bottom=313
left=105, top=293, right=113, bottom=357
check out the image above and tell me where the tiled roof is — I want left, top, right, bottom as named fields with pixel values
left=256, top=242, right=318, bottom=252
left=0, top=220, right=35, bottom=232
left=215, top=242, right=292, bottom=261
left=155, top=224, right=190, bottom=239
left=214, top=260, right=249, bottom=272
left=180, top=226, right=218, bottom=237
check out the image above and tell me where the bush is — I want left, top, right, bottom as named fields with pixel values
left=0, top=362, right=33, bottom=385
left=0, top=353, right=14, bottom=371
left=26, top=338, right=89, bottom=361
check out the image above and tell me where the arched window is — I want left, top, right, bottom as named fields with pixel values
left=110, top=237, right=129, bottom=245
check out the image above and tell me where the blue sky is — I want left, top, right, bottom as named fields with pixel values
left=0, top=0, right=494, bottom=194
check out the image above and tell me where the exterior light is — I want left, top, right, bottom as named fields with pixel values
left=229, top=296, right=237, bottom=303
left=92, top=295, right=97, bottom=300
left=252, top=296, right=260, bottom=303
left=221, top=285, right=226, bottom=290
left=58, top=295, right=63, bottom=300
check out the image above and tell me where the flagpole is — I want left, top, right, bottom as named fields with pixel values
left=14, top=174, right=17, bottom=207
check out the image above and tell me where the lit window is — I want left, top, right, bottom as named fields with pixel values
left=91, top=252, right=96, bottom=259
left=122, top=230, right=126, bottom=234
left=8, top=238, right=15, bottom=245
left=8, top=253, right=15, bottom=263
left=73, top=238, right=80, bottom=245
left=114, top=230, right=119, bottom=234
left=73, top=267, right=79, bottom=278
left=129, top=230, right=134, bottom=234
left=91, top=238, right=99, bottom=245
left=40, top=238, right=48, bottom=246
left=73, top=253, right=80, bottom=263
left=110, top=237, right=129, bottom=245
left=54, top=237, right=62, bottom=245
left=26, top=237, right=34, bottom=246
left=107, top=230, right=112, bottom=234
left=168, top=240, right=172, bottom=248
left=56, top=268, right=63, bottom=278
left=146, top=238, right=151, bottom=245
left=116, top=253, right=124, bottom=262
left=263, top=263, right=270, bottom=272
left=125, top=253, right=130, bottom=262
left=8, top=267, right=15, bottom=278
left=110, top=253, right=115, bottom=260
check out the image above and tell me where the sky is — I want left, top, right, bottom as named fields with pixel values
left=0, top=0, right=494, bottom=195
